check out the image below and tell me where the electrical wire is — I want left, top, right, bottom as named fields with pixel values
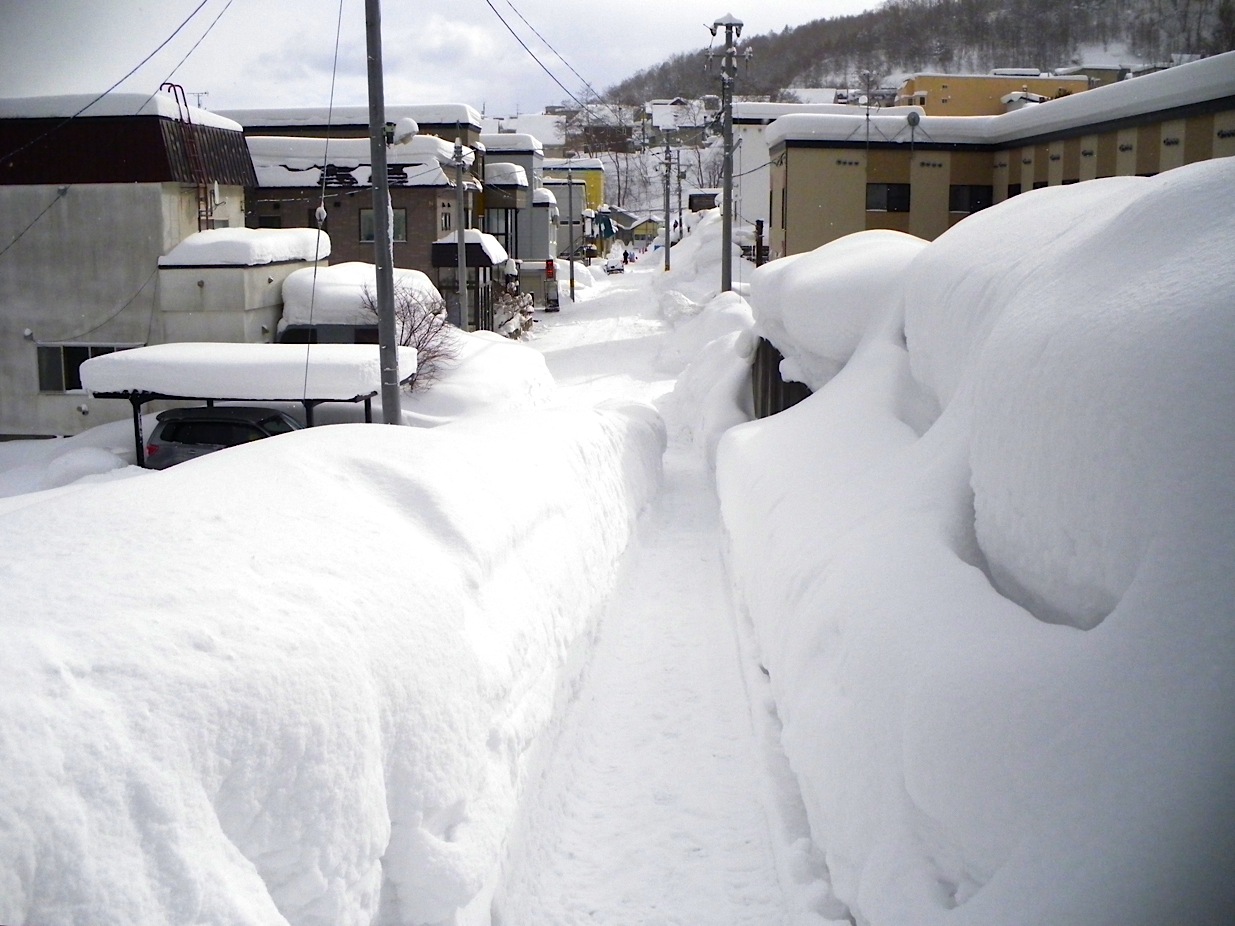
left=152, top=0, right=237, bottom=89
left=302, top=0, right=348, bottom=400
left=0, top=0, right=229, bottom=263
left=480, top=0, right=590, bottom=112
left=499, top=0, right=627, bottom=125
left=0, top=186, right=68, bottom=262
left=0, top=0, right=214, bottom=166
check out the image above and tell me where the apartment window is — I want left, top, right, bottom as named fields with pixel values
left=257, top=214, right=283, bottom=228
left=1007, top=183, right=1023, bottom=197
left=359, top=208, right=407, bottom=242
left=948, top=184, right=993, bottom=214
left=440, top=204, right=452, bottom=231
left=37, top=344, right=131, bottom=392
left=866, top=183, right=911, bottom=212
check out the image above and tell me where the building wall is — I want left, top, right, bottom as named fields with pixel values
left=895, top=74, right=1091, bottom=115
left=772, top=148, right=867, bottom=259
left=158, top=263, right=310, bottom=344
left=774, top=100, right=1235, bottom=260
left=248, top=185, right=450, bottom=276
left=0, top=181, right=244, bottom=436
left=544, top=166, right=604, bottom=212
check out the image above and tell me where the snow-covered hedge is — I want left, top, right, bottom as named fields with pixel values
left=718, top=158, right=1235, bottom=924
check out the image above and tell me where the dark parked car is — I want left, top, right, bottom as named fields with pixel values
left=144, top=406, right=303, bottom=469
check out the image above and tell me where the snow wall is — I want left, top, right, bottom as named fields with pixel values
left=0, top=402, right=665, bottom=926
left=717, top=158, right=1235, bottom=925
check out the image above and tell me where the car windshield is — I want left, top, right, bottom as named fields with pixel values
left=260, top=415, right=298, bottom=435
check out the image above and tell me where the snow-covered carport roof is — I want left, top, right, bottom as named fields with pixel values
left=81, top=342, right=417, bottom=466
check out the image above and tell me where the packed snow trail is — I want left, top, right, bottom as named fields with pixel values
left=493, top=265, right=830, bottom=924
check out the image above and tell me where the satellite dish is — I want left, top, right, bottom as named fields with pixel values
left=907, top=111, right=921, bottom=127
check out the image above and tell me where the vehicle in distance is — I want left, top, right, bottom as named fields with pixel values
left=604, top=255, right=625, bottom=274
left=144, top=405, right=303, bottom=469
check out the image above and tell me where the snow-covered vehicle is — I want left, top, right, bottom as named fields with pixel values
left=144, top=405, right=303, bottom=469
left=604, top=255, right=625, bottom=274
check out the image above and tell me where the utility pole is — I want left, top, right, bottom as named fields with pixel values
left=708, top=13, right=750, bottom=293
left=663, top=134, right=672, bottom=272
left=364, top=0, right=401, bottom=423
left=453, top=138, right=469, bottom=329
left=676, top=149, right=684, bottom=245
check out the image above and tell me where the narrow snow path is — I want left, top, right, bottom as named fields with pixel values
left=492, top=266, right=807, bottom=924
left=494, top=442, right=786, bottom=924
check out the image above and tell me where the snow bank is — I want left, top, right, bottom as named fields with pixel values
left=160, top=228, right=329, bottom=267
left=401, top=332, right=555, bottom=427
left=718, top=158, right=1235, bottom=925
left=750, top=229, right=927, bottom=390
left=0, top=401, right=666, bottom=926
left=281, top=261, right=444, bottom=329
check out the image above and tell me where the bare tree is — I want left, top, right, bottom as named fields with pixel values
left=362, top=283, right=459, bottom=391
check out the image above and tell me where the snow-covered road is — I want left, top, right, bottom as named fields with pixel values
left=492, top=264, right=828, bottom=924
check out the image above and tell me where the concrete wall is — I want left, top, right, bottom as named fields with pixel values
left=159, top=262, right=313, bottom=345
left=0, top=181, right=247, bottom=436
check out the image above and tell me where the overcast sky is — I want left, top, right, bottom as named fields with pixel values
left=0, top=0, right=878, bottom=117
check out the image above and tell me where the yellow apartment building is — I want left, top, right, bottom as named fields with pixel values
left=893, top=70, right=1092, bottom=115
left=767, top=53, right=1235, bottom=260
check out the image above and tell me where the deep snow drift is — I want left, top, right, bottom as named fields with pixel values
left=717, top=158, right=1235, bottom=924
left=1, top=157, right=1233, bottom=926
left=0, top=405, right=665, bottom=925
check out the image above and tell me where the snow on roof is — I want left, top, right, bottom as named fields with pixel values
left=0, top=93, right=243, bottom=132
left=247, top=134, right=463, bottom=163
left=246, top=135, right=463, bottom=189
left=733, top=102, right=854, bottom=123
left=534, top=188, right=557, bottom=205
left=281, top=262, right=443, bottom=329
left=80, top=342, right=416, bottom=401
left=434, top=229, right=509, bottom=264
left=766, top=52, right=1235, bottom=148
left=479, top=132, right=544, bottom=155
left=484, top=161, right=529, bottom=187
left=481, top=114, right=564, bottom=145
left=159, top=228, right=330, bottom=267
left=218, top=103, right=483, bottom=130
left=544, top=157, right=606, bottom=172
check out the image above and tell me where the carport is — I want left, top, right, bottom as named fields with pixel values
left=80, top=342, right=417, bottom=467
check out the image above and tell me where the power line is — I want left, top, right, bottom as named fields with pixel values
left=0, top=0, right=230, bottom=261
left=154, top=0, right=237, bottom=89
left=0, top=0, right=215, bottom=166
left=480, top=0, right=589, bottom=112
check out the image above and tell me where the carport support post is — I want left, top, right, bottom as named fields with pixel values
left=130, top=396, right=146, bottom=468
left=365, top=0, right=403, bottom=424
left=567, top=164, right=575, bottom=302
